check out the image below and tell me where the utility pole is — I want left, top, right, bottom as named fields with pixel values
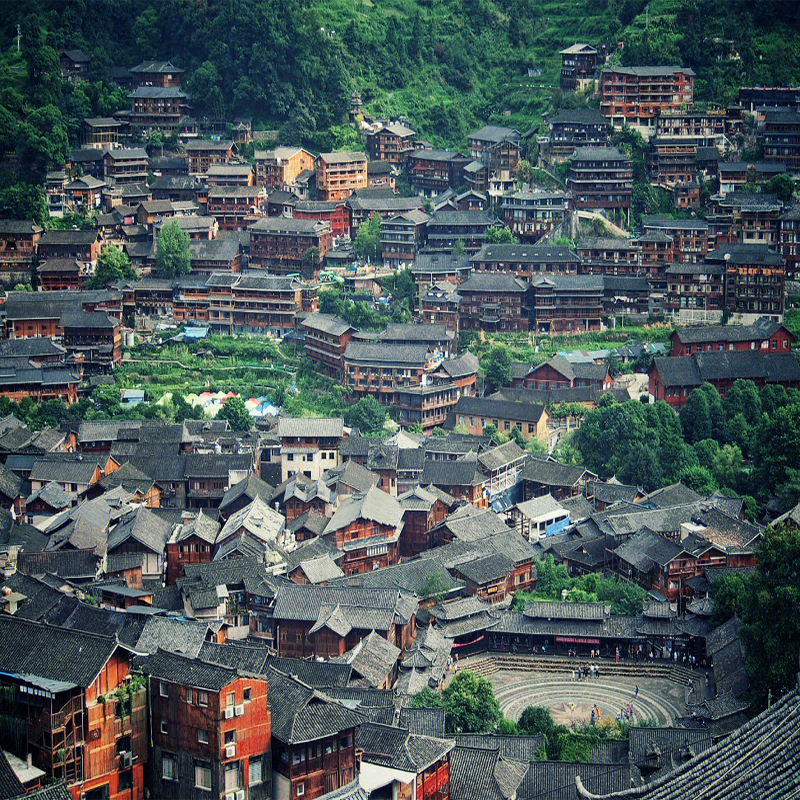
left=16, top=24, right=21, bottom=51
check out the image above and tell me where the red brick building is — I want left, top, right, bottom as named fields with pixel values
left=670, top=319, right=792, bottom=357
left=649, top=351, right=800, bottom=408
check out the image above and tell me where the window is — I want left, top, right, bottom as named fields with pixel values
left=159, top=681, right=168, bottom=697
left=225, top=730, right=236, bottom=745
left=227, top=692, right=235, bottom=707
left=186, top=688, right=193, bottom=704
left=249, top=759, right=262, bottom=786
left=119, top=771, right=132, bottom=791
left=195, top=764, right=212, bottom=791
left=243, top=688, right=251, bottom=703
left=198, top=690, right=208, bottom=706
left=297, top=784, right=305, bottom=797
left=160, top=721, right=168, bottom=735
left=162, top=754, right=177, bottom=781
left=198, top=729, right=209, bottom=744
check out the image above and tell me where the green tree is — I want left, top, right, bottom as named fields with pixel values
left=217, top=396, right=252, bottom=431
left=408, top=688, right=444, bottom=709
left=681, top=387, right=712, bottom=443
left=694, top=438, right=720, bottom=471
left=485, top=225, right=517, bottom=244
left=18, top=105, right=70, bottom=178
left=353, top=216, right=382, bottom=261
left=517, top=706, right=563, bottom=760
left=739, top=525, right=800, bottom=710
left=724, top=380, right=762, bottom=428
left=677, top=465, right=717, bottom=496
left=711, top=444, right=744, bottom=490
left=155, top=221, right=191, bottom=278
left=710, top=572, right=752, bottom=627
left=442, top=671, right=502, bottom=733
left=481, top=345, right=512, bottom=394
left=344, top=396, right=387, bottom=435
left=762, top=173, right=796, bottom=203
left=89, top=246, right=135, bottom=289
left=509, top=426, right=525, bottom=448
left=451, top=239, right=465, bottom=257
left=420, top=571, right=450, bottom=604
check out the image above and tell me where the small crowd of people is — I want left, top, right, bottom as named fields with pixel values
left=572, top=663, right=601, bottom=680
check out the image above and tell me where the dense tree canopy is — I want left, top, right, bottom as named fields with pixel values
left=88, top=246, right=135, bottom=289
left=155, top=221, right=191, bottom=278
left=217, top=396, right=252, bottom=432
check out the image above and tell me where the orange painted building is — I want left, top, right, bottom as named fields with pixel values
left=316, top=152, right=368, bottom=201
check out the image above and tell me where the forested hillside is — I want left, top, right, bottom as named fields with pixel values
left=4, top=0, right=800, bottom=146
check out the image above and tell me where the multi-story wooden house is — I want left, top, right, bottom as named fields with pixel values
left=471, top=243, right=581, bottom=280
left=80, top=117, right=123, bottom=149
left=780, top=205, right=800, bottom=280
left=424, top=210, right=493, bottom=254
left=418, top=282, right=461, bottom=335
left=568, top=146, right=632, bottom=214
left=205, top=165, right=254, bottom=187
left=293, top=200, right=350, bottom=238
left=381, top=209, right=430, bottom=266
left=576, top=237, right=639, bottom=275
left=322, top=485, right=403, bottom=574
left=129, top=60, right=184, bottom=88
left=559, top=43, right=599, bottom=91
left=249, top=217, right=332, bottom=277
left=102, top=148, right=149, bottom=185
left=397, top=485, right=458, bottom=558
left=0, top=219, right=42, bottom=283
left=529, top=274, right=604, bottom=333
left=207, top=186, right=264, bottom=231
left=266, top=666, right=364, bottom=800
left=207, top=274, right=309, bottom=337
left=254, top=147, right=315, bottom=190
left=600, top=65, right=695, bottom=133
left=759, top=109, right=800, bottom=172
left=407, top=149, right=469, bottom=197
left=545, top=107, right=610, bottom=162
left=641, top=216, right=709, bottom=263
left=165, top=511, right=220, bottom=584
left=457, top=273, right=529, bottom=333
left=271, top=583, right=415, bottom=659
left=468, top=126, right=521, bottom=174
left=142, top=649, right=271, bottom=800
left=60, top=309, right=122, bottom=372
left=128, top=87, right=190, bottom=134
left=188, top=238, right=242, bottom=275
left=664, top=262, right=725, bottom=319
left=500, top=190, right=570, bottom=242
left=38, top=229, right=102, bottom=267
left=365, top=121, right=416, bottom=165
left=707, top=243, right=786, bottom=322
left=0, top=616, right=148, bottom=800
left=316, top=152, right=368, bottom=201
left=301, top=313, right=356, bottom=378
left=186, top=140, right=234, bottom=176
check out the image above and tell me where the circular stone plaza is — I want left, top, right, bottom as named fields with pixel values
left=449, top=656, right=689, bottom=727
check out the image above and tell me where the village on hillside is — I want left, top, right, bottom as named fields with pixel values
left=0, top=6, right=800, bottom=800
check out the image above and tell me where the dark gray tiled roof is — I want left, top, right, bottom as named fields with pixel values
left=0, top=615, right=119, bottom=688
left=450, top=746, right=529, bottom=800
left=453, top=734, right=545, bottom=763
left=584, top=690, right=800, bottom=799
left=523, top=760, right=630, bottom=800
left=107, top=506, right=171, bottom=554
left=266, top=666, right=366, bottom=744
left=398, top=706, right=447, bottom=738
left=17, top=548, right=98, bottom=579
left=134, top=616, right=210, bottom=658
left=138, top=649, right=237, bottom=690
left=357, top=722, right=453, bottom=772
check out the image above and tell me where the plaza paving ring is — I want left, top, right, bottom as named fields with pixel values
left=492, top=674, right=686, bottom=727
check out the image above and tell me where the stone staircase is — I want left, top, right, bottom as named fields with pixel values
left=458, top=654, right=697, bottom=686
